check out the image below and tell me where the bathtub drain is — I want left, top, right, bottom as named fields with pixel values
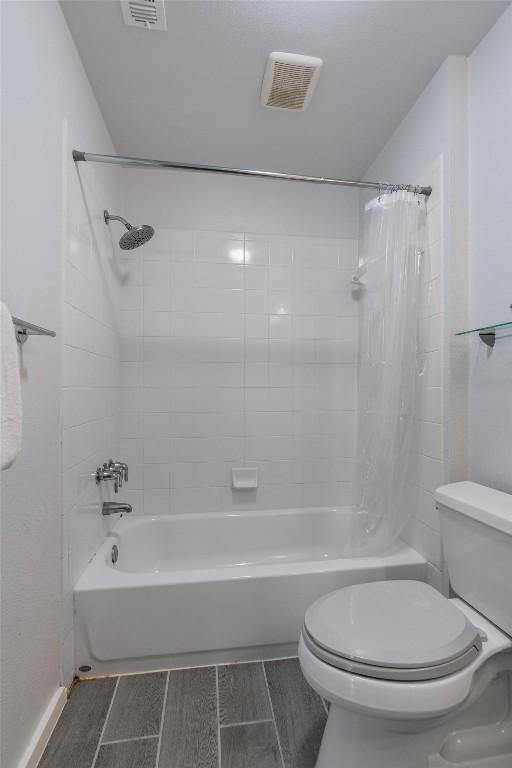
left=111, top=544, right=119, bottom=564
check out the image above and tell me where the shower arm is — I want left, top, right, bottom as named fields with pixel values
left=104, top=210, right=132, bottom=230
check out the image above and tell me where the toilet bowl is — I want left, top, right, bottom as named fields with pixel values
left=299, top=483, right=512, bottom=767
left=299, top=583, right=512, bottom=768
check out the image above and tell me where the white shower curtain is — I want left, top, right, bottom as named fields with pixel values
left=350, top=189, right=428, bottom=554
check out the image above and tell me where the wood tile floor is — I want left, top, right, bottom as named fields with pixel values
left=38, top=658, right=327, bottom=768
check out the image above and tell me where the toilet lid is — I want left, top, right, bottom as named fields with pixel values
left=304, top=581, right=481, bottom=678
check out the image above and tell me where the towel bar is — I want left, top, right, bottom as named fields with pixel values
left=12, top=316, right=56, bottom=344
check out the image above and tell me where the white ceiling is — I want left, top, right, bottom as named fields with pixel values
left=62, top=0, right=508, bottom=179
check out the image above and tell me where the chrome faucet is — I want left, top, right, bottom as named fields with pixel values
left=94, top=459, right=129, bottom=493
left=110, top=460, right=128, bottom=482
left=94, top=464, right=119, bottom=492
left=102, top=502, right=132, bottom=516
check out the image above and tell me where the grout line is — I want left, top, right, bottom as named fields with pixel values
left=62, top=340, right=118, bottom=361
left=90, top=676, right=120, bottom=768
left=85, top=654, right=300, bottom=680
left=220, top=718, right=273, bottom=729
left=154, top=671, right=169, bottom=768
left=242, top=233, right=247, bottom=467
left=141, top=257, right=148, bottom=513
left=63, top=296, right=119, bottom=334
left=262, top=662, right=285, bottom=768
left=215, top=666, right=222, bottom=768
left=225, top=654, right=298, bottom=667
left=101, top=735, right=160, bottom=746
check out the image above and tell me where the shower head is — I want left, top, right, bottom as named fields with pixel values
left=104, top=210, right=154, bottom=250
left=118, top=224, right=155, bottom=250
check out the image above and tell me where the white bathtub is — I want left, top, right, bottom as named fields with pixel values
left=74, top=508, right=426, bottom=675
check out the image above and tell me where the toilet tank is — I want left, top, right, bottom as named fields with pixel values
left=436, top=482, right=512, bottom=637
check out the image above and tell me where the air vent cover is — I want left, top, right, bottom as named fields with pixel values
left=261, top=52, right=323, bottom=111
left=121, top=0, right=167, bottom=30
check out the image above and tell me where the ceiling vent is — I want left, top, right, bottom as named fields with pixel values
left=121, top=0, right=167, bottom=31
left=261, top=52, right=323, bottom=111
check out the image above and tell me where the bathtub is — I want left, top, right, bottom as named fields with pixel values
left=74, top=508, right=426, bottom=676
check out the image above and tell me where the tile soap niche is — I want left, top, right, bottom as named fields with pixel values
left=232, top=467, right=259, bottom=490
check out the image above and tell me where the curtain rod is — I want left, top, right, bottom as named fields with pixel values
left=72, top=150, right=432, bottom=197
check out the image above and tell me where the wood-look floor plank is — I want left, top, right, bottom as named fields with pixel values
left=158, top=666, right=217, bottom=768
left=37, top=678, right=117, bottom=768
left=218, top=663, right=272, bottom=725
left=103, top=672, right=167, bottom=741
left=221, top=723, right=281, bottom=768
left=95, top=738, right=158, bottom=768
left=264, top=659, right=326, bottom=768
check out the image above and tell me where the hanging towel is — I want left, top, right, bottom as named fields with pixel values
left=0, top=302, right=22, bottom=469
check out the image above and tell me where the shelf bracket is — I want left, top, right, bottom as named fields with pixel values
left=12, top=316, right=56, bottom=345
left=479, top=330, right=496, bottom=348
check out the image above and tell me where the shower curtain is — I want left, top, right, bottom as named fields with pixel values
left=350, top=189, right=428, bottom=555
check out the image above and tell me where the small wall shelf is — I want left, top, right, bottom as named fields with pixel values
left=456, top=320, right=512, bottom=348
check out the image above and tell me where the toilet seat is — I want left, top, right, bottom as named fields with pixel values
left=304, top=581, right=482, bottom=682
left=299, top=598, right=512, bottom=721
left=302, top=626, right=481, bottom=681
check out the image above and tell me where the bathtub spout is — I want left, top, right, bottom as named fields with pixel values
left=102, top=502, right=132, bottom=516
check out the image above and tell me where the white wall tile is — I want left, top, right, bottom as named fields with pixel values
left=117, top=228, right=359, bottom=514
left=143, top=488, right=171, bottom=516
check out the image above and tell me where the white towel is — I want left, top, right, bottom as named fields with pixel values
left=1, top=302, right=22, bottom=469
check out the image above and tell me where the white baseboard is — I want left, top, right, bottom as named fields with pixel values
left=17, top=686, right=67, bottom=768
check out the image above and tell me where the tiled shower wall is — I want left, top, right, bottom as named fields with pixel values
left=117, top=230, right=358, bottom=514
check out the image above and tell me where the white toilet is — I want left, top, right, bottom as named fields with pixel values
left=299, top=482, right=512, bottom=768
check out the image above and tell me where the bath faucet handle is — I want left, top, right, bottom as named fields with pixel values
left=93, top=465, right=114, bottom=484
left=111, top=464, right=123, bottom=490
left=104, top=461, right=122, bottom=493
left=109, top=459, right=129, bottom=482
left=93, top=461, right=126, bottom=493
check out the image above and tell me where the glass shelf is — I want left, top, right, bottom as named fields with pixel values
left=456, top=320, right=512, bottom=348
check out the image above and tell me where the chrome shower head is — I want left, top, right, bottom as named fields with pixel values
left=104, top=210, right=154, bottom=250
left=118, top=224, right=155, bottom=250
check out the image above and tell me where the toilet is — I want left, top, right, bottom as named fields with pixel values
left=299, top=482, right=512, bottom=768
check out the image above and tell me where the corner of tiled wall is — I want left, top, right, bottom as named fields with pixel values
left=61, top=132, right=124, bottom=678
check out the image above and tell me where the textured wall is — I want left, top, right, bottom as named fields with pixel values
left=0, top=2, right=120, bottom=765
left=122, top=166, right=359, bottom=240
left=468, top=5, right=512, bottom=492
